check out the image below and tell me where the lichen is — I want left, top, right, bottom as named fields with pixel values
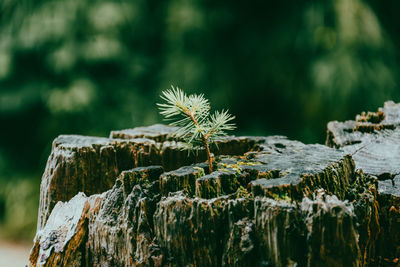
left=217, top=160, right=262, bottom=174
left=235, top=186, right=253, bottom=199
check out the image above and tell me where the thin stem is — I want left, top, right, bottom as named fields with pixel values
left=186, top=111, right=213, bottom=173
left=203, top=138, right=213, bottom=173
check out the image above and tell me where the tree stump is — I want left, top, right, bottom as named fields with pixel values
left=29, top=103, right=400, bottom=266
left=327, top=101, right=400, bottom=265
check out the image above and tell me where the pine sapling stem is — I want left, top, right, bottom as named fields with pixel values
left=203, top=137, right=213, bottom=173
left=187, top=111, right=213, bottom=173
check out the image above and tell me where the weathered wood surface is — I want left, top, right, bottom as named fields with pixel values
left=327, top=101, right=400, bottom=265
left=37, top=129, right=255, bottom=231
left=30, top=102, right=400, bottom=266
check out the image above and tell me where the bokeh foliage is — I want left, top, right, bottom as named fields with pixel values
left=0, top=0, right=399, bottom=240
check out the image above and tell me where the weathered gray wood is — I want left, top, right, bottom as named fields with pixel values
left=254, top=190, right=360, bottom=267
left=249, top=144, right=354, bottom=200
left=38, top=129, right=257, bottom=232
left=110, top=124, right=179, bottom=142
left=30, top=192, right=104, bottom=266
left=37, top=135, right=159, bottom=231
left=300, top=190, right=360, bottom=266
left=30, top=113, right=400, bottom=266
left=159, top=164, right=207, bottom=196
left=221, top=218, right=256, bottom=266
left=326, top=101, right=400, bottom=148
left=327, top=101, right=400, bottom=266
left=195, top=169, right=240, bottom=199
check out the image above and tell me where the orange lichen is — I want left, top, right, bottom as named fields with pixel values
left=353, top=110, right=396, bottom=133
left=356, top=110, right=385, bottom=124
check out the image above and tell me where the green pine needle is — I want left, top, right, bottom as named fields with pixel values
left=157, top=86, right=236, bottom=152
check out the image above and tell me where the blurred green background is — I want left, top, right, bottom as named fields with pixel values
left=0, top=0, right=399, bottom=242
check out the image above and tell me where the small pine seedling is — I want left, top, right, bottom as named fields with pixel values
left=157, top=86, right=236, bottom=173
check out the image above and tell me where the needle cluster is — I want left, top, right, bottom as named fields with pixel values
left=157, top=86, right=235, bottom=172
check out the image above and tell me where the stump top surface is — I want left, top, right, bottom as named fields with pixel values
left=326, top=101, right=400, bottom=198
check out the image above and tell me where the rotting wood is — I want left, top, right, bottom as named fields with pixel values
left=327, top=101, right=400, bottom=266
left=30, top=101, right=400, bottom=266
